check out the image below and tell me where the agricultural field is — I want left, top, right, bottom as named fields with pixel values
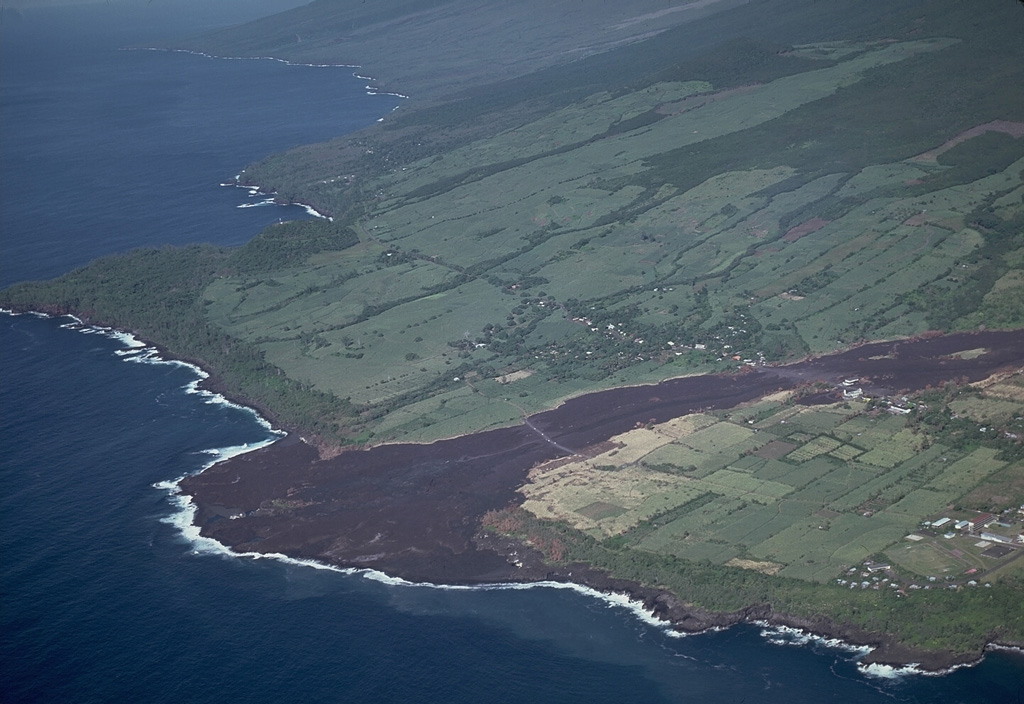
left=4, top=1, right=1021, bottom=451
left=194, top=28, right=1024, bottom=443
left=520, top=390, right=1023, bottom=584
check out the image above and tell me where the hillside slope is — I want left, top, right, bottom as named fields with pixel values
left=6, top=0, right=1023, bottom=447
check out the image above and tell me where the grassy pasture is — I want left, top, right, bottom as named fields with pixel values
left=981, top=553, right=1024, bottom=582
left=730, top=455, right=764, bottom=472
left=388, top=394, right=525, bottom=443
left=824, top=461, right=918, bottom=513
left=785, top=435, right=842, bottom=462
left=655, top=413, right=721, bottom=439
left=40, top=1, right=1015, bottom=656
left=754, top=439, right=797, bottom=460
left=697, top=469, right=792, bottom=504
left=752, top=458, right=800, bottom=482
left=925, top=448, right=1007, bottom=496
left=959, top=461, right=1024, bottom=513
left=662, top=540, right=742, bottom=565
left=879, top=488, right=956, bottom=522
left=745, top=156, right=1021, bottom=351
left=521, top=457, right=705, bottom=535
left=638, top=496, right=744, bottom=544
left=856, top=428, right=924, bottom=468
left=829, top=444, right=864, bottom=461
left=889, top=542, right=958, bottom=578
left=767, top=456, right=834, bottom=489
left=642, top=444, right=710, bottom=472
left=796, top=465, right=872, bottom=506
left=679, top=422, right=757, bottom=453
left=711, top=503, right=791, bottom=546
left=834, top=162, right=931, bottom=199
left=949, top=396, right=1024, bottom=422
left=832, top=413, right=904, bottom=443
left=3, top=0, right=1023, bottom=657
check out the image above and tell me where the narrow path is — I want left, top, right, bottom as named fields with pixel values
left=522, top=416, right=577, bottom=456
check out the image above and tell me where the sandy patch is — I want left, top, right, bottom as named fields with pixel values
left=783, top=217, right=829, bottom=242
left=496, top=369, right=534, bottom=384
left=726, top=558, right=782, bottom=575
left=941, top=347, right=989, bottom=360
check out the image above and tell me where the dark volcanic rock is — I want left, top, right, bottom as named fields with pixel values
left=179, top=328, right=1024, bottom=665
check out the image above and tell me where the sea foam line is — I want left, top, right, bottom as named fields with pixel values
left=235, top=198, right=277, bottom=209
left=1, top=314, right=956, bottom=663
left=756, top=622, right=871, bottom=657
left=857, top=660, right=975, bottom=679
left=128, top=46, right=360, bottom=69
left=45, top=313, right=281, bottom=433
left=96, top=313, right=995, bottom=671
left=129, top=47, right=409, bottom=98
left=155, top=459, right=682, bottom=640
left=220, top=180, right=333, bottom=221
left=66, top=303, right=672, bottom=637
left=162, top=476, right=685, bottom=637
left=755, top=621, right=990, bottom=678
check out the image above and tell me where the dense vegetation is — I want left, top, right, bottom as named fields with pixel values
left=1, top=231, right=361, bottom=442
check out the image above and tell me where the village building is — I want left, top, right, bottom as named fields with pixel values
left=979, top=531, right=1018, bottom=546
left=970, top=513, right=997, bottom=533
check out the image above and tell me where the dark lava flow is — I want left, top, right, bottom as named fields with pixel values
left=181, top=329, right=1023, bottom=583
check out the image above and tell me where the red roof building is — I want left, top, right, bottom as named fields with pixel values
left=970, top=513, right=997, bottom=533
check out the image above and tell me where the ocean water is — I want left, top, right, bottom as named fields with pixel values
left=1, top=6, right=1022, bottom=703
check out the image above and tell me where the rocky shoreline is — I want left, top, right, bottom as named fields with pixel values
left=9, top=308, right=1022, bottom=669
left=176, top=328, right=1024, bottom=671
left=471, top=524, right=1019, bottom=673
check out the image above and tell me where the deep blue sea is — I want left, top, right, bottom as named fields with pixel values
left=2, top=5, right=1022, bottom=703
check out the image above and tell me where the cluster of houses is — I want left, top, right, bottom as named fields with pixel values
left=835, top=512, right=1023, bottom=591
left=837, top=378, right=916, bottom=415
left=565, top=305, right=766, bottom=367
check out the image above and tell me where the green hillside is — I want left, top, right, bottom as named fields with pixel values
left=5, top=0, right=1023, bottom=448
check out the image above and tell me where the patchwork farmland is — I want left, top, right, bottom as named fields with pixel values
left=521, top=373, right=1024, bottom=585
